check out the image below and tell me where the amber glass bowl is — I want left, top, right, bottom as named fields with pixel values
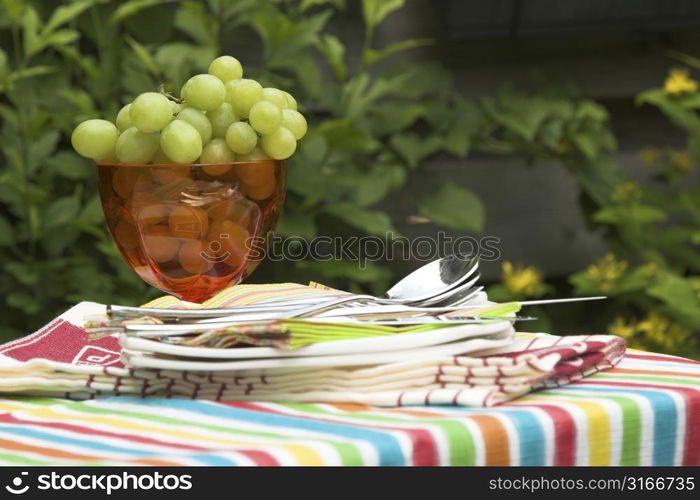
left=96, top=160, right=286, bottom=302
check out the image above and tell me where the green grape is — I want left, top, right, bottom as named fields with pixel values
left=207, top=102, right=238, bottom=138
left=170, top=101, right=185, bottom=114
left=130, top=92, right=173, bottom=132
left=160, top=120, right=203, bottom=163
left=199, top=138, right=235, bottom=164
left=151, top=147, right=172, bottom=164
left=283, top=91, right=297, bottom=111
left=224, top=79, right=242, bottom=104
left=116, top=104, right=133, bottom=132
left=208, top=56, right=243, bottom=82
left=261, top=127, right=296, bottom=160
left=248, top=101, right=282, bottom=135
left=225, top=121, right=257, bottom=154
left=99, top=148, right=118, bottom=163
left=261, top=88, right=288, bottom=109
left=181, top=74, right=225, bottom=111
left=281, top=109, right=307, bottom=140
left=71, top=119, right=119, bottom=160
left=230, top=78, right=262, bottom=117
left=237, top=146, right=269, bottom=161
left=115, top=127, right=160, bottom=163
left=176, top=107, right=212, bottom=145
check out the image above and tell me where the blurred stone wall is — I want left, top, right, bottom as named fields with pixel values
left=375, top=0, right=700, bottom=280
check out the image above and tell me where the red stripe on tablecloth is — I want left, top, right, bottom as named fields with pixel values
left=0, top=413, right=279, bottom=466
left=624, top=353, right=700, bottom=365
left=576, top=380, right=700, bottom=465
left=503, top=402, right=576, bottom=465
left=223, top=401, right=440, bottom=466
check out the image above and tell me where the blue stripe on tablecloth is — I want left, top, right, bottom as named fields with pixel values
left=121, top=398, right=408, bottom=465
left=410, top=406, right=547, bottom=465
left=0, top=423, right=238, bottom=465
left=555, top=385, right=678, bottom=465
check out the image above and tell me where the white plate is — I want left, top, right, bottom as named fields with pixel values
left=119, top=320, right=512, bottom=360
left=121, top=328, right=514, bottom=372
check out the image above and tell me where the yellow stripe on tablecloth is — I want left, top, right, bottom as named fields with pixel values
left=516, top=395, right=611, bottom=465
left=26, top=407, right=325, bottom=465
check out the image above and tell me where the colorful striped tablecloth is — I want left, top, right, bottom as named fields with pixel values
left=0, top=349, right=697, bottom=466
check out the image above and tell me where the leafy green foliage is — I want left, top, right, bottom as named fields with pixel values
left=1, top=1, right=697, bottom=362
left=477, top=77, right=700, bottom=359
left=0, top=0, right=483, bottom=339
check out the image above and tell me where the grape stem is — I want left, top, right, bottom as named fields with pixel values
left=158, top=84, right=184, bottom=104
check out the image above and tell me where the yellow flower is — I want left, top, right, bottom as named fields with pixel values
left=586, top=253, right=628, bottom=292
left=608, top=317, right=636, bottom=339
left=502, top=261, right=544, bottom=297
left=637, top=310, right=670, bottom=336
left=668, top=150, right=693, bottom=172
left=609, top=309, right=696, bottom=354
left=611, top=182, right=642, bottom=203
left=556, top=140, right=571, bottom=155
left=664, top=68, right=698, bottom=96
left=640, top=147, right=660, bottom=167
left=637, top=310, right=692, bottom=351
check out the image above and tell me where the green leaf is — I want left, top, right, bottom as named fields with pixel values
left=27, top=130, right=60, bottom=175
left=21, top=7, right=41, bottom=57
left=300, top=0, right=346, bottom=11
left=341, top=72, right=413, bottom=118
left=318, top=119, right=378, bottom=152
left=111, top=0, right=170, bottom=24
left=276, top=214, right=317, bottom=239
left=372, top=102, right=425, bottom=135
left=7, top=290, right=39, bottom=314
left=419, top=182, right=485, bottom=233
left=668, top=50, right=700, bottom=70
left=326, top=203, right=396, bottom=235
left=4, top=261, right=38, bottom=286
left=40, top=29, right=80, bottom=51
left=174, top=1, right=217, bottom=45
left=290, top=55, right=323, bottom=99
left=363, top=38, right=432, bottom=66
left=78, top=195, right=105, bottom=227
left=390, top=132, right=442, bottom=168
left=2, top=66, right=56, bottom=92
left=353, top=163, right=405, bottom=206
left=295, top=132, right=328, bottom=164
left=46, top=151, right=93, bottom=180
left=42, top=0, right=100, bottom=36
left=636, top=88, right=700, bottom=130
left=125, top=35, right=160, bottom=77
left=442, top=102, right=485, bottom=157
left=0, top=215, right=15, bottom=246
left=362, top=0, right=404, bottom=30
left=42, top=225, right=81, bottom=256
left=571, top=128, right=601, bottom=160
left=253, top=9, right=332, bottom=69
left=594, top=204, right=667, bottom=225
left=155, top=42, right=217, bottom=87
left=481, top=91, right=553, bottom=142
left=297, top=259, right=392, bottom=283
left=571, top=157, right=626, bottom=205
left=317, top=34, right=346, bottom=81
left=43, top=196, right=81, bottom=230
left=648, top=272, right=700, bottom=328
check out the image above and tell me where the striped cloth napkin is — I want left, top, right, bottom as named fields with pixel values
left=0, top=284, right=626, bottom=407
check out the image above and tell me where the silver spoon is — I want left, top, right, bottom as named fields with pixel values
left=109, top=254, right=480, bottom=321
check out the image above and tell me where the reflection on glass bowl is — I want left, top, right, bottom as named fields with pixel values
left=97, top=160, right=286, bottom=302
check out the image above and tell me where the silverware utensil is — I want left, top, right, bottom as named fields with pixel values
left=109, top=254, right=481, bottom=321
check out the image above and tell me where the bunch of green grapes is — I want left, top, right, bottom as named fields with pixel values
left=71, top=56, right=307, bottom=164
